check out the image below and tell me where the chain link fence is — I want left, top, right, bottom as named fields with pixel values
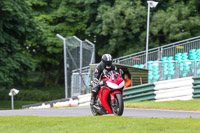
left=65, top=36, right=95, bottom=97
left=71, top=66, right=91, bottom=96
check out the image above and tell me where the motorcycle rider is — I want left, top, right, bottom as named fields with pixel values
left=90, top=54, right=117, bottom=105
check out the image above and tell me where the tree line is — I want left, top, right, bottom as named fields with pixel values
left=0, top=0, right=200, bottom=89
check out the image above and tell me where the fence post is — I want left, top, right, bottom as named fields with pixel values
left=157, top=48, right=161, bottom=60
left=160, top=65, right=164, bottom=81
left=56, top=34, right=68, bottom=98
left=160, top=47, right=163, bottom=60
left=194, top=60, right=197, bottom=77
left=176, top=62, right=180, bottom=78
left=80, top=41, right=83, bottom=94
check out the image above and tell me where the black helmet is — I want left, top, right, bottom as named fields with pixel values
left=101, top=54, right=113, bottom=67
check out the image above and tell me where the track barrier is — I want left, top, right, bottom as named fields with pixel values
left=123, top=76, right=199, bottom=102
left=193, top=77, right=200, bottom=98
left=22, top=94, right=91, bottom=109
left=23, top=77, right=200, bottom=109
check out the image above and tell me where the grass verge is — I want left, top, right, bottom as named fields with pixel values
left=0, top=100, right=37, bottom=110
left=124, top=99, right=200, bottom=111
left=0, top=116, right=200, bottom=133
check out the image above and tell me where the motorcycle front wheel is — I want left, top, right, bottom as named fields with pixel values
left=111, top=93, right=124, bottom=116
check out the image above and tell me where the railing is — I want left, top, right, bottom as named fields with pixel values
left=72, top=66, right=90, bottom=73
left=71, top=66, right=91, bottom=96
left=113, top=36, right=200, bottom=66
left=71, top=72, right=90, bottom=96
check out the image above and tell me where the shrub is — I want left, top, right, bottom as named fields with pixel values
left=0, top=88, right=65, bottom=101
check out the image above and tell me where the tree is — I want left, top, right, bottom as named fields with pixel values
left=84, top=0, right=147, bottom=57
left=150, top=1, right=200, bottom=47
left=25, top=0, right=88, bottom=86
left=83, top=0, right=200, bottom=58
left=0, top=0, right=37, bottom=88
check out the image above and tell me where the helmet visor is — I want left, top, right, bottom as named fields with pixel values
left=103, top=60, right=112, bottom=67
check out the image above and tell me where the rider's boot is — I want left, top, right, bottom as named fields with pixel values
left=90, top=92, right=97, bottom=105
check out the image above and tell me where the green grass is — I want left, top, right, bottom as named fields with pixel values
left=0, top=100, right=37, bottom=110
left=124, top=99, right=200, bottom=111
left=0, top=116, right=200, bottom=133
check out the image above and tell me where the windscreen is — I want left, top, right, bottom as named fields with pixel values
left=107, top=70, right=119, bottom=79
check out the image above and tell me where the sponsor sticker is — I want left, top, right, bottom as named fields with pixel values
left=133, top=57, right=141, bottom=61
left=176, top=46, right=184, bottom=49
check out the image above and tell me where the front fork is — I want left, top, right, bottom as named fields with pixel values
left=110, top=91, right=122, bottom=107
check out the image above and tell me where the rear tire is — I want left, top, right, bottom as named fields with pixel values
left=111, top=93, right=124, bottom=116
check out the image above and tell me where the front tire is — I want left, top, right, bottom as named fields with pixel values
left=111, top=93, right=124, bottom=116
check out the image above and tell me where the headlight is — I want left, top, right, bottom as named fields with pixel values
left=106, top=81, right=125, bottom=89
left=107, top=82, right=119, bottom=89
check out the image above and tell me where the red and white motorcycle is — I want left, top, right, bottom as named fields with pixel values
left=90, top=69, right=125, bottom=116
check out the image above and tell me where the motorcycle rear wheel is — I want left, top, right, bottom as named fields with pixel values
left=111, top=93, right=124, bottom=116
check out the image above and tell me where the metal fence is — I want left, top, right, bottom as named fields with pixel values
left=114, top=36, right=200, bottom=66
left=147, top=60, right=200, bottom=83
left=71, top=73, right=90, bottom=96
left=71, top=66, right=91, bottom=96
left=64, top=36, right=95, bottom=97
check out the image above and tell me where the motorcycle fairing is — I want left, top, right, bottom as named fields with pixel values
left=105, top=73, right=124, bottom=89
left=111, top=91, right=121, bottom=103
left=98, top=87, right=113, bottom=114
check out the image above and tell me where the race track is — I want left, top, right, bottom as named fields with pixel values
left=0, top=107, right=200, bottom=118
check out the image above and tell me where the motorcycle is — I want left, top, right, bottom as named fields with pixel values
left=90, top=69, right=125, bottom=116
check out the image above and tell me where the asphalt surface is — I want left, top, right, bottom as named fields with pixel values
left=0, top=107, right=200, bottom=118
